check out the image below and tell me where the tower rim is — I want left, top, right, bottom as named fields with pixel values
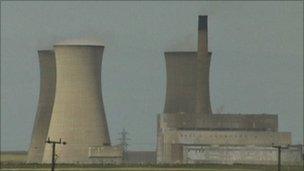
left=54, top=44, right=104, bottom=47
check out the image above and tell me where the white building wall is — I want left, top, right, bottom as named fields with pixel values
left=183, top=145, right=303, bottom=165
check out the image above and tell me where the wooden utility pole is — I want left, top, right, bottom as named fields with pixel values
left=45, top=138, right=66, bottom=171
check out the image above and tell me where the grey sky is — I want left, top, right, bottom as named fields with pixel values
left=1, top=1, right=303, bottom=151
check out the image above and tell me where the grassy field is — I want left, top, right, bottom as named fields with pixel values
left=1, top=152, right=303, bottom=171
left=0, top=152, right=27, bottom=164
left=1, top=163, right=303, bottom=171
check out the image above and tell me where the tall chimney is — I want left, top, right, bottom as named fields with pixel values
left=195, top=15, right=212, bottom=115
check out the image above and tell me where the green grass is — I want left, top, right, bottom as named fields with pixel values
left=0, top=163, right=303, bottom=171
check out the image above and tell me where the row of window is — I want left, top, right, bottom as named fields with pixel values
left=186, top=148, right=275, bottom=157
left=179, top=133, right=268, bottom=139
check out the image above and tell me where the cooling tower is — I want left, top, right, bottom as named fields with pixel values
left=27, top=50, right=56, bottom=163
left=195, top=15, right=212, bottom=115
left=164, top=51, right=212, bottom=114
left=164, top=52, right=197, bottom=113
left=42, top=44, right=110, bottom=163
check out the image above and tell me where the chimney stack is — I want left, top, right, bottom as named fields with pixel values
left=195, top=15, right=212, bottom=115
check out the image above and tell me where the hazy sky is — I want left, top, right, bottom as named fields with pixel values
left=1, top=1, right=303, bottom=151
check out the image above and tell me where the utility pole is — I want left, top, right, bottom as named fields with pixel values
left=45, top=137, right=66, bottom=171
left=118, top=128, right=130, bottom=162
left=272, top=144, right=289, bottom=171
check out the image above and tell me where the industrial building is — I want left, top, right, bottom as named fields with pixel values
left=156, top=16, right=303, bottom=165
left=27, top=43, right=122, bottom=164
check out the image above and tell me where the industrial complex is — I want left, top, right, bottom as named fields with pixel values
left=156, top=16, right=303, bottom=165
left=26, top=16, right=303, bottom=165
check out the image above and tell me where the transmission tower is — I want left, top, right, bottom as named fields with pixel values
left=118, top=128, right=130, bottom=162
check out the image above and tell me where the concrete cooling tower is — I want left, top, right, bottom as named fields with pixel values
left=27, top=50, right=56, bottom=163
left=164, top=52, right=197, bottom=113
left=164, top=51, right=212, bottom=114
left=42, top=44, right=111, bottom=163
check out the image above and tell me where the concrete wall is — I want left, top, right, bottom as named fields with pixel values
left=157, top=129, right=292, bottom=163
left=158, top=125, right=291, bottom=146
left=88, top=146, right=122, bottom=164
left=89, top=146, right=122, bottom=158
left=173, top=130, right=291, bottom=146
left=27, top=50, right=56, bottom=163
left=183, top=145, right=303, bottom=165
left=162, top=113, right=278, bottom=131
left=42, top=45, right=110, bottom=163
left=87, top=157, right=122, bottom=164
left=125, top=151, right=156, bottom=164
